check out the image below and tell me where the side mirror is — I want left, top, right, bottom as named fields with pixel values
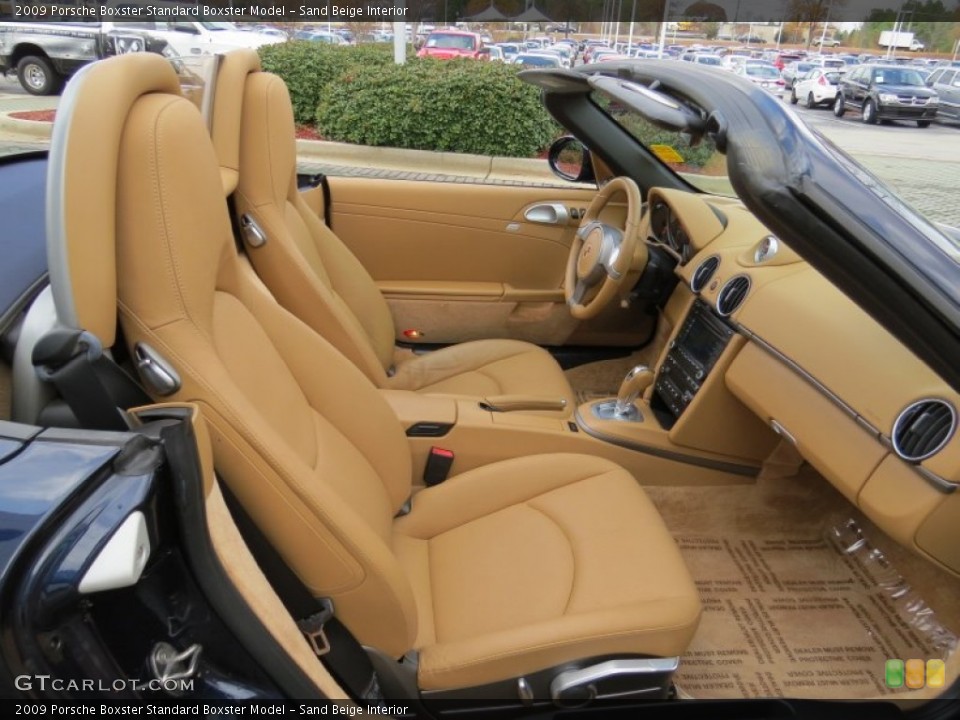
left=547, top=136, right=596, bottom=184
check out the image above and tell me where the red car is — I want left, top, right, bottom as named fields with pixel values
left=416, top=29, right=485, bottom=60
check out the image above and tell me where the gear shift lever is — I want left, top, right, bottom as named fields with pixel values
left=614, top=365, right=655, bottom=418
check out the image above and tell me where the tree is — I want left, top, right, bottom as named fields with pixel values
left=783, top=0, right=848, bottom=49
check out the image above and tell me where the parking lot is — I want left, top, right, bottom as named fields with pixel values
left=2, top=71, right=958, bottom=227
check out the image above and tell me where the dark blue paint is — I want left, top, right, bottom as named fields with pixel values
left=0, top=156, right=48, bottom=311
left=0, top=438, right=118, bottom=582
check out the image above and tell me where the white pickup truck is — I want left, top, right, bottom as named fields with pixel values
left=0, top=21, right=282, bottom=95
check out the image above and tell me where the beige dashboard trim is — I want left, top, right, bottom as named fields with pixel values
left=736, top=324, right=956, bottom=495
left=573, top=408, right=760, bottom=477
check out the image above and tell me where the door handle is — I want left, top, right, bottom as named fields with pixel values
left=524, top=203, right=570, bottom=225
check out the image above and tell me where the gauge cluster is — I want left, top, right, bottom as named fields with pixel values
left=648, top=200, right=692, bottom=264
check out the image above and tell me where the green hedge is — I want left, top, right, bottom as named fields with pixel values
left=315, top=59, right=557, bottom=158
left=258, top=41, right=394, bottom=125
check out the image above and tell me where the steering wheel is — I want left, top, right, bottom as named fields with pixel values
left=565, top=176, right=644, bottom=320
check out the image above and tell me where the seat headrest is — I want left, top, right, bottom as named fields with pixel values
left=46, top=53, right=182, bottom=348
left=211, top=49, right=262, bottom=196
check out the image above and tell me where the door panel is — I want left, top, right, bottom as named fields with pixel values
left=327, top=177, right=632, bottom=346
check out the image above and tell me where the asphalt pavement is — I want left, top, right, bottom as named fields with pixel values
left=2, top=74, right=959, bottom=226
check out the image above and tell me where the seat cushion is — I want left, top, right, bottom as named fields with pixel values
left=387, top=339, right=575, bottom=410
left=393, top=454, right=701, bottom=691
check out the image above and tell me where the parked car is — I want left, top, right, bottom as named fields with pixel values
left=496, top=42, right=522, bottom=61
left=691, top=53, right=722, bottom=68
left=293, top=30, right=347, bottom=45
left=926, top=66, right=960, bottom=121
left=1, top=51, right=960, bottom=716
left=0, top=21, right=168, bottom=95
left=790, top=68, right=841, bottom=108
left=416, top=29, right=485, bottom=60
left=782, top=61, right=817, bottom=89
left=834, top=64, right=939, bottom=126
left=734, top=62, right=786, bottom=97
left=512, top=52, right=562, bottom=68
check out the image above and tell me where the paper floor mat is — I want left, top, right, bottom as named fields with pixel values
left=674, top=528, right=956, bottom=699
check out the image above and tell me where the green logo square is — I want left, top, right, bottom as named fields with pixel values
left=885, top=659, right=905, bottom=688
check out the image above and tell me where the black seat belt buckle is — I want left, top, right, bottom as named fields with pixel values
left=424, top=447, right=455, bottom=487
left=297, top=597, right=334, bottom=658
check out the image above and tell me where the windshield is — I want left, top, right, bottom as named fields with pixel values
left=591, top=92, right=733, bottom=197
left=696, top=56, right=722, bottom=66
left=199, top=22, right=234, bottom=31
left=517, top=55, right=559, bottom=67
left=426, top=33, right=476, bottom=50
left=872, top=68, right=925, bottom=86
left=745, top=65, right=781, bottom=79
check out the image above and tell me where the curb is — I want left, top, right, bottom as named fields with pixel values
left=0, top=112, right=53, bottom=139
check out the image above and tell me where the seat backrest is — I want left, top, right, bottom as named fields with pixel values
left=232, top=69, right=397, bottom=386
left=49, top=53, right=418, bottom=658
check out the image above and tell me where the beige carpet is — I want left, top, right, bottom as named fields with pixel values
left=646, top=466, right=960, bottom=700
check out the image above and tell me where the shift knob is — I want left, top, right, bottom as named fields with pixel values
left=615, top=365, right=654, bottom=417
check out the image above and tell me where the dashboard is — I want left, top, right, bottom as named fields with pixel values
left=642, top=186, right=960, bottom=578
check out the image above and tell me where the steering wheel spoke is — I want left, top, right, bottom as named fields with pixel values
left=564, top=177, right=644, bottom=320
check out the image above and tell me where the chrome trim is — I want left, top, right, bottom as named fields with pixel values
left=47, top=62, right=99, bottom=331
left=134, top=343, right=181, bottom=397
left=690, top=254, right=720, bottom=294
left=591, top=400, right=644, bottom=422
left=739, top=325, right=956, bottom=495
left=575, top=409, right=759, bottom=477
left=716, top=274, right=751, bottom=317
left=517, top=677, right=534, bottom=705
left=550, top=658, right=679, bottom=703
left=240, top=214, right=268, bottom=248
left=891, top=399, right=957, bottom=462
left=769, top=419, right=797, bottom=445
left=753, top=235, right=780, bottom=264
left=524, top=202, right=570, bottom=225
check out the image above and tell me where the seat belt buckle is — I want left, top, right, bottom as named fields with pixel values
left=297, top=597, right=334, bottom=658
left=424, top=447, right=454, bottom=487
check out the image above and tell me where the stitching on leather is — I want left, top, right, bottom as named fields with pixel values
left=150, top=98, right=190, bottom=324
left=407, top=467, right=619, bottom=538
left=525, top=503, right=577, bottom=616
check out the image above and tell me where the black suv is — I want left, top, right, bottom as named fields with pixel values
left=834, top=64, right=939, bottom=127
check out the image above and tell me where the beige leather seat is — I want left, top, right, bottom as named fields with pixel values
left=219, top=52, right=574, bottom=408
left=48, top=54, right=700, bottom=695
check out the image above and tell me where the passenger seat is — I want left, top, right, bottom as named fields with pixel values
left=217, top=50, right=575, bottom=410
left=46, top=53, right=700, bottom=700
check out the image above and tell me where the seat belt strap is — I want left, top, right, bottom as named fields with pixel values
left=33, top=329, right=151, bottom=431
left=297, top=172, right=333, bottom=228
left=220, top=485, right=382, bottom=701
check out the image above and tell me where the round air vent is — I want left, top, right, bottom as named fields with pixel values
left=892, top=399, right=956, bottom=462
left=691, top=255, right=720, bottom=294
left=716, top=275, right=751, bottom=317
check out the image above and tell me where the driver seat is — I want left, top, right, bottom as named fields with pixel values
left=219, top=51, right=575, bottom=409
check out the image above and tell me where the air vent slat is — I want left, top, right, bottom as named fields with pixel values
left=892, top=400, right=955, bottom=462
left=691, top=255, right=720, bottom=294
left=717, top=275, right=751, bottom=316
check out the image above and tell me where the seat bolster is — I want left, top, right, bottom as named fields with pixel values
left=416, top=598, right=702, bottom=691
left=387, top=339, right=575, bottom=410
left=232, top=260, right=413, bottom=511
left=394, top=454, right=624, bottom=539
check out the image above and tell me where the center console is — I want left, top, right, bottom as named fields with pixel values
left=652, top=299, right=735, bottom=428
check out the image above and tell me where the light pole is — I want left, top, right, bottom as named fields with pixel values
left=627, top=0, right=637, bottom=53
left=818, top=0, right=832, bottom=51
